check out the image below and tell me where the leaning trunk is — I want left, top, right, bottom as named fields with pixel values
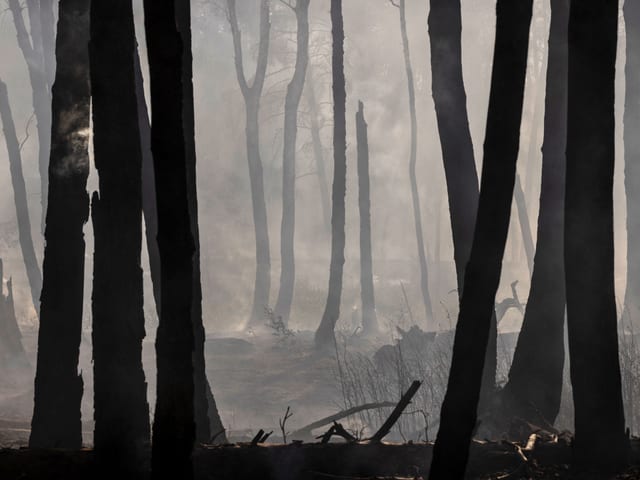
left=274, top=0, right=310, bottom=326
left=430, top=2, right=532, bottom=478
left=314, top=0, right=347, bottom=350
left=503, top=0, right=568, bottom=428
left=565, top=0, right=627, bottom=470
left=29, top=0, right=90, bottom=449
left=90, top=0, right=150, bottom=471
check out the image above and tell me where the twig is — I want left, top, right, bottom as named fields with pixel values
left=279, top=406, right=293, bottom=444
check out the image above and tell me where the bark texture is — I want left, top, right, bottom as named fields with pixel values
left=90, top=0, right=150, bottom=471
left=430, top=2, right=532, bottom=478
left=29, top=0, right=89, bottom=450
left=227, top=0, right=272, bottom=328
left=503, top=0, right=568, bottom=428
left=565, top=0, right=628, bottom=470
left=144, top=0, right=196, bottom=476
left=314, top=0, right=347, bottom=350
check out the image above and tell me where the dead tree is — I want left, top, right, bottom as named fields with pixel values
left=29, top=0, right=90, bottom=450
left=144, top=0, right=196, bottom=476
left=0, top=259, right=28, bottom=368
left=513, top=174, right=534, bottom=275
left=90, top=0, right=150, bottom=471
left=8, top=0, right=52, bottom=231
left=227, top=0, right=272, bottom=328
left=393, top=0, right=434, bottom=327
left=624, top=0, right=640, bottom=329
left=356, top=101, right=378, bottom=335
left=274, top=0, right=311, bottom=326
left=503, top=0, right=568, bottom=429
left=315, top=0, right=347, bottom=350
left=565, top=0, right=627, bottom=471
left=0, top=81, right=42, bottom=316
left=427, top=0, right=496, bottom=410
left=430, top=2, right=533, bottom=478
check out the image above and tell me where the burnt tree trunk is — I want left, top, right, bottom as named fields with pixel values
left=356, top=101, right=378, bottom=335
left=397, top=0, right=434, bottom=327
left=274, top=0, right=310, bottom=326
left=314, top=0, right=347, bottom=350
left=427, top=0, right=497, bottom=408
left=175, top=0, right=226, bottom=445
left=8, top=0, right=52, bottom=233
left=624, top=0, right=640, bottom=329
left=429, top=2, right=532, bottom=478
left=227, top=0, right=272, bottom=328
left=565, top=0, right=627, bottom=471
left=0, top=82, right=42, bottom=316
left=90, top=0, right=150, bottom=471
left=29, top=0, right=89, bottom=450
left=503, top=0, right=568, bottom=428
left=144, top=0, right=196, bottom=476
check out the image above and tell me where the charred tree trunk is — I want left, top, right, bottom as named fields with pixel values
left=429, top=2, right=532, bottom=478
left=356, top=101, right=378, bottom=335
left=565, top=0, right=627, bottom=470
left=227, top=0, right=272, bottom=328
left=0, top=82, right=42, bottom=316
left=134, top=47, right=162, bottom=322
left=427, top=0, right=497, bottom=409
left=274, top=0, right=310, bottom=327
left=29, top=0, right=89, bottom=450
left=90, top=0, right=150, bottom=471
left=305, top=72, right=331, bottom=234
left=396, top=0, right=434, bottom=328
left=624, top=0, right=640, bottom=329
left=144, top=0, right=196, bottom=476
left=175, top=0, right=226, bottom=445
left=8, top=0, right=52, bottom=233
left=314, top=0, right=347, bottom=350
left=503, top=0, right=568, bottom=428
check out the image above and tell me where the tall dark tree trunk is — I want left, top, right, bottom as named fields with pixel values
left=396, top=0, right=434, bottom=327
left=306, top=72, right=331, bottom=234
left=565, top=0, right=627, bottom=470
left=356, top=101, right=377, bottom=335
left=227, top=0, right=272, bottom=328
left=429, top=2, right=532, bottom=478
left=8, top=0, right=52, bottom=233
left=624, top=0, right=640, bottom=330
left=175, top=0, right=226, bottom=444
left=144, top=0, right=196, bottom=476
left=134, top=47, right=162, bottom=322
left=502, top=0, right=568, bottom=428
left=0, top=82, right=42, bottom=316
left=29, top=0, right=89, bottom=450
left=314, top=0, right=346, bottom=350
left=427, top=0, right=496, bottom=408
left=90, top=0, right=150, bottom=471
left=274, top=0, right=310, bottom=326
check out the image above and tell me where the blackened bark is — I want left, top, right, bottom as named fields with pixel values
left=356, top=101, right=377, bottom=335
left=565, top=0, right=627, bottom=470
left=144, top=0, right=196, bottom=476
left=305, top=72, right=331, bottom=234
left=175, top=0, right=226, bottom=445
left=397, top=0, right=434, bottom=327
left=429, top=2, right=532, bottom=478
left=0, top=81, right=42, bottom=317
left=8, top=0, right=52, bottom=234
left=90, top=0, right=150, bottom=471
left=274, top=0, right=310, bottom=326
left=503, top=0, right=568, bottom=428
left=314, top=0, right=347, bottom=350
left=427, top=0, right=497, bottom=408
left=624, top=0, right=640, bottom=329
left=29, top=0, right=89, bottom=450
left=134, top=47, right=162, bottom=322
left=227, top=0, right=272, bottom=328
